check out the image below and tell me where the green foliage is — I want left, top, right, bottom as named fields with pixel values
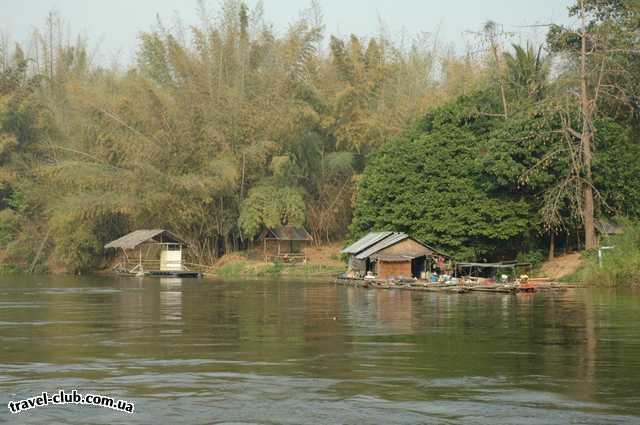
left=239, top=186, right=306, bottom=238
left=593, top=120, right=640, bottom=218
left=516, top=250, right=544, bottom=268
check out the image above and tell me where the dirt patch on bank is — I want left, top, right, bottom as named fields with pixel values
left=539, top=253, right=583, bottom=280
left=304, top=242, right=344, bottom=267
left=211, top=241, right=346, bottom=277
left=213, top=252, right=248, bottom=268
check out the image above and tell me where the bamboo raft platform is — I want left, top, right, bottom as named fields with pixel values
left=144, top=270, right=203, bottom=278
left=335, top=277, right=577, bottom=294
left=112, top=259, right=211, bottom=278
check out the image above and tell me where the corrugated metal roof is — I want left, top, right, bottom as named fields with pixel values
left=259, top=226, right=313, bottom=241
left=104, top=229, right=185, bottom=250
left=341, top=232, right=394, bottom=254
left=356, top=232, right=408, bottom=259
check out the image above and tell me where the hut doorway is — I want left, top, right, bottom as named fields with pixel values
left=411, top=256, right=426, bottom=278
left=366, top=258, right=377, bottom=275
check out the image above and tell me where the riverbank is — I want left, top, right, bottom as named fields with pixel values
left=6, top=237, right=638, bottom=287
left=212, top=246, right=588, bottom=282
left=212, top=242, right=346, bottom=278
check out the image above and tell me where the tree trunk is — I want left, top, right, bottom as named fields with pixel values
left=548, top=234, right=555, bottom=261
left=583, top=182, right=596, bottom=249
left=580, top=0, right=597, bottom=250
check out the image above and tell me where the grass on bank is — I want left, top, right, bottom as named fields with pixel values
left=560, top=221, right=640, bottom=286
left=215, top=258, right=344, bottom=278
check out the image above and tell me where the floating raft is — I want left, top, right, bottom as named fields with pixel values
left=467, top=284, right=519, bottom=293
left=335, top=277, right=576, bottom=294
left=336, top=277, right=467, bottom=292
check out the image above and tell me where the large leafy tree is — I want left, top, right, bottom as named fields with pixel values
left=351, top=95, right=532, bottom=259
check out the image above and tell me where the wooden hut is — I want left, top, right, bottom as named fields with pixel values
left=341, top=232, right=449, bottom=280
left=105, top=229, right=200, bottom=277
left=258, top=225, right=313, bottom=262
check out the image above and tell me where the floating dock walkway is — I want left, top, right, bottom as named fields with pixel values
left=335, top=277, right=576, bottom=294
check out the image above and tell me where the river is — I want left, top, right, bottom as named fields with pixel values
left=1, top=275, right=639, bottom=424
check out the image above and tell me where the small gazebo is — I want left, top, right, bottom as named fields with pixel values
left=104, top=229, right=198, bottom=276
left=257, top=225, right=313, bottom=262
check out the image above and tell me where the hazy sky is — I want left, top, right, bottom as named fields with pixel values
left=2, top=0, right=575, bottom=64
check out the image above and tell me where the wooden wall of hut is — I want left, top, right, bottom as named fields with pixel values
left=262, top=240, right=304, bottom=255
left=378, top=260, right=412, bottom=279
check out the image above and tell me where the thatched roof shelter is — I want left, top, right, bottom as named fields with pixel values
left=104, top=229, right=187, bottom=274
left=105, top=229, right=185, bottom=250
left=257, top=225, right=313, bottom=262
left=258, top=226, right=313, bottom=242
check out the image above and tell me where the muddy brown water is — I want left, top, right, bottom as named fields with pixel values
left=1, top=275, right=639, bottom=424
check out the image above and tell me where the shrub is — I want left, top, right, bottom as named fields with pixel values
left=216, top=260, right=250, bottom=277
left=256, top=261, right=284, bottom=277
left=517, top=249, right=544, bottom=268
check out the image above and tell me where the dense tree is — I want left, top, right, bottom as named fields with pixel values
left=0, top=1, right=448, bottom=272
left=350, top=95, right=533, bottom=259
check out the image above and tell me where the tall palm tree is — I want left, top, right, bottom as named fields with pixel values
left=503, top=43, right=550, bottom=100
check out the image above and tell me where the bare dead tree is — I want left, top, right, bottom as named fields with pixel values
left=533, top=0, right=638, bottom=250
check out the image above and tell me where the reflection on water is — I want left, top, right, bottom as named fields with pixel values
left=1, top=276, right=640, bottom=424
left=160, top=278, right=182, bottom=322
